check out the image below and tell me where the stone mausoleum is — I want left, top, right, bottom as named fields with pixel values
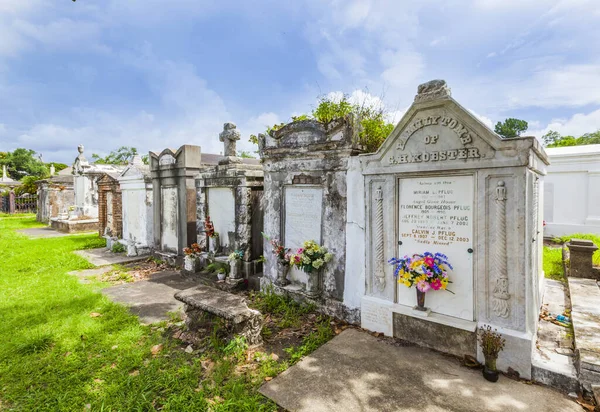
left=117, top=155, right=154, bottom=256
left=150, top=145, right=202, bottom=260
left=51, top=145, right=125, bottom=233
left=97, top=172, right=122, bottom=240
left=347, top=80, right=548, bottom=379
left=259, top=115, right=363, bottom=321
left=36, top=170, right=74, bottom=224
left=196, top=123, right=264, bottom=277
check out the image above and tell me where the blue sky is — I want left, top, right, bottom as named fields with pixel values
left=1, top=0, right=599, bottom=164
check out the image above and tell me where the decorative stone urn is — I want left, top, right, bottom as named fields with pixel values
left=275, top=260, right=290, bottom=286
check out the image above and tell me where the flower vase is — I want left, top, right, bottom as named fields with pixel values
left=415, top=289, right=427, bottom=311
left=229, top=260, right=242, bottom=280
left=305, top=269, right=321, bottom=298
left=183, top=255, right=198, bottom=273
left=209, top=236, right=220, bottom=254
left=275, top=261, right=290, bottom=286
left=482, top=358, right=499, bottom=382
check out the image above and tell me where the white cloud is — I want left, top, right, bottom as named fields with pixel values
left=528, top=108, right=600, bottom=139
left=429, top=37, right=447, bottom=47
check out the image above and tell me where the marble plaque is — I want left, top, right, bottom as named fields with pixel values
left=208, top=187, right=236, bottom=247
left=361, top=297, right=393, bottom=336
left=397, top=175, right=474, bottom=321
left=284, top=187, right=323, bottom=284
left=161, top=186, right=179, bottom=253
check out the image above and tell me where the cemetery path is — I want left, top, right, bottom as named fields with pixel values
left=260, top=328, right=580, bottom=412
left=102, top=271, right=201, bottom=324
left=74, top=247, right=147, bottom=266
left=16, top=226, right=95, bottom=238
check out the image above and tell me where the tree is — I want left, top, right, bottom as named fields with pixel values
left=0, top=148, right=48, bottom=180
left=494, top=118, right=528, bottom=139
left=92, top=147, right=139, bottom=165
left=543, top=130, right=600, bottom=148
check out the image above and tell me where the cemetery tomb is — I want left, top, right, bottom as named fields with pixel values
left=50, top=145, right=125, bottom=233
left=196, top=123, right=264, bottom=277
left=97, top=173, right=122, bottom=239
left=259, top=116, right=362, bottom=321
left=348, top=80, right=548, bottom=379
left=117, top=156, right=154, bottom=256
left=150, top=145, right=202, bottom=259
left=35, top=174, right=74, bottom=224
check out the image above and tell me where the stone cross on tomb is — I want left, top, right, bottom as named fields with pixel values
left=218, top=122, right=241, bottom=165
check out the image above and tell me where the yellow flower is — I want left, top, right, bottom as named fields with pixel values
left=403, top=279, right=411, bottom=287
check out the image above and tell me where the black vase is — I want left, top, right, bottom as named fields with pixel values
left=482, top=366, right=499, bottom=382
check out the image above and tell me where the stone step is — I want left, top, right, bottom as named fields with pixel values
left=569, top=277, right=600, bottom=392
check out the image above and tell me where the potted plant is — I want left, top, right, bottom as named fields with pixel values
left=478, top=325, right=506, bottom=382
left=227, top=249, right=244, bottom=280
left=288, top=240, right=333, bottom=297
left=388, top=252, right=454, bottom=312
left=204, top=216, right=220, bottom=253
left=217, top=267, right=227, bottom=281
left=183, top=243, right=203, bottom=273
left=263, top=233, right=291, bottom=286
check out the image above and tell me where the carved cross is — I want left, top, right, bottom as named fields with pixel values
left=219, top=123, right=241, bottom=157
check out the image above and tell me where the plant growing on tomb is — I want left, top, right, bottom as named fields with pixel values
left=111, top=241, right=126, bottom=253
left=478, top=325, right=506, bottom=382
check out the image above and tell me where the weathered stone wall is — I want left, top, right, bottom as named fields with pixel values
left=118, top=161, right=153, bottom=250
left=259, top=117, right=361, bottom=304
left=36, top=177, right=74, bottom=223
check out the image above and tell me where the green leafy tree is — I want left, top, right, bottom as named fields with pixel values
left=92, top=147, right=139, bottom=165
left=0, top=148, right=48, bottom=179
left=14, top=176, right=39, bottom=195
left=494, top=118, right=528, bottom=138
left=543, top=130, right=600, bottom=147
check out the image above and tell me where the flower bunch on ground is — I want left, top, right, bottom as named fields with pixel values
left=262, top=233, right=291, bottom=265
left=289, top=240, right=333, bottom=273
left=389, top=252, right=453, bottom=293
left=183, top=243, right=202, bottom=256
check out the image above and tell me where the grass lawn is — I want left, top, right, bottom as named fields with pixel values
left=0, top=215, right=333, bottom=411
left=543, top=233, right=600, bottom=282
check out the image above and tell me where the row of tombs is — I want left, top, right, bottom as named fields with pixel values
left=37, top=80, right=553, bottom=382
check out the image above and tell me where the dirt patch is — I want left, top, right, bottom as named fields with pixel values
left=101, top=258, right=170, bottom=284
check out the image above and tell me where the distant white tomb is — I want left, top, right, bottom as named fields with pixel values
left=544, top=144, right=600, bottom=236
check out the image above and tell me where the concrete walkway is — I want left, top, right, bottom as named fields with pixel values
left=102, top=271, right=201, bottom=324
left=260, top=329, right=580, bottom=412
left=17, top=227, right=96, bottom=238
left=74, top=248, right=146, bottom=266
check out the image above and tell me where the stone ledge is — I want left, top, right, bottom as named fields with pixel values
left=568, top=277, right=600, bottom=391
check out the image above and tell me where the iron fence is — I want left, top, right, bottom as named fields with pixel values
left=0, top=191, right=37, bottom=214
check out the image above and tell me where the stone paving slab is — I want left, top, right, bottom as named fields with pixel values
left=16, top=227, right=96, bottom=238
left=75, top=248, right=145, bottom=266
left=260, top=328, right=580, bottom=412
left=68, top=266, right=114, bottom=284
left=531, top=279, right=578, bottom=392
left=102, top=271, right=202, bottom=324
